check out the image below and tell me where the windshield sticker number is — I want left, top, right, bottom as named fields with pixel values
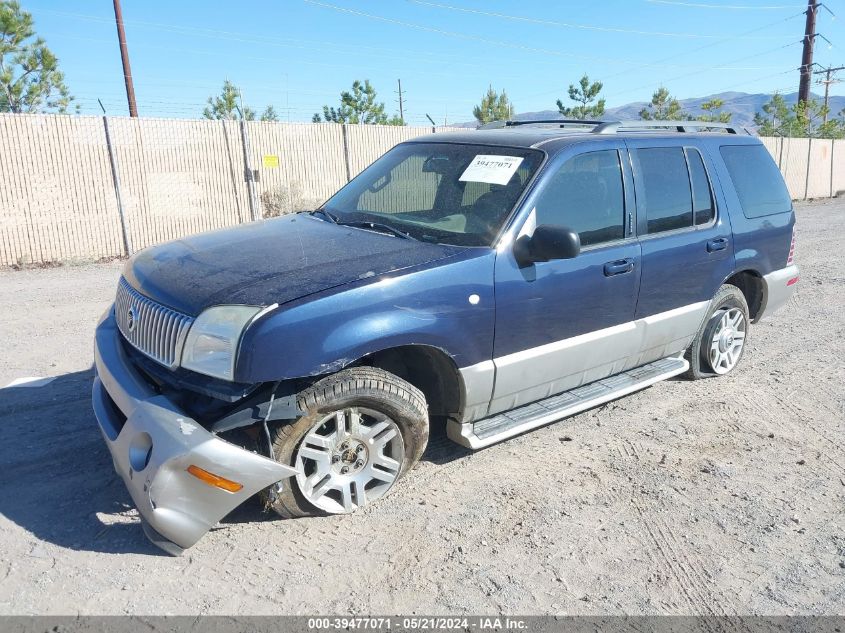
left=459, top=155, right=524, bottom=186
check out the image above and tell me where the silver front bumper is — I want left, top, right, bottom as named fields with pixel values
left=92, top=308, right=296, bottom=554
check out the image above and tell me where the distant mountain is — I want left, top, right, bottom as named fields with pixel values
left=454, top=91, right=845, bottom=129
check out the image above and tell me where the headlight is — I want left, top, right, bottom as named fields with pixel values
left=180, top=306, right=263, bottom=381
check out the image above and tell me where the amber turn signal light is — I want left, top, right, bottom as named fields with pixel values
left=186, top=465, right=243, bottom=493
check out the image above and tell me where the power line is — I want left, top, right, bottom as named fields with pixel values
left=43, top=7, right=623, bottom=77
left=410, top=0, right=794, bottom=39
left=303, top=0, right=802, bottom=71
left=519, top=10, right=803, bottom=100
left=604, top=40, right=802, bottom=101
left=646, top=0, right=805, bottom=9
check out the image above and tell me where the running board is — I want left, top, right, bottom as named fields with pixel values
left=447, top=356, right=689, bottom=449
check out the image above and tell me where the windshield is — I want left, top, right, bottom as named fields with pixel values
left=320, top=142, right=544, bottom=246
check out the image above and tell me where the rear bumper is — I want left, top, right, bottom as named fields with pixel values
left=92, top=308, right=296, bottom=554
left=757, top=264, right=799, bottom=321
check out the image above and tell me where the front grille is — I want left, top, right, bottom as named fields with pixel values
left=114, top=277, right=194, bottom=369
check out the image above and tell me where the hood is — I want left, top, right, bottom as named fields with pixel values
left=123, top=215, right=460, bottom=315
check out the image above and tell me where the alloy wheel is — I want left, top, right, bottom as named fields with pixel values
left=707, top=307, right=747, bottom=375
left=294, top=407, right=405, bottom=514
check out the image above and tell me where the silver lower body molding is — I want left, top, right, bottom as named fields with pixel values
left=447, top=355, right=689, bottom=449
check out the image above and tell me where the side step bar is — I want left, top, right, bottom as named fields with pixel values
left=447, top=356, right=689, bottom=449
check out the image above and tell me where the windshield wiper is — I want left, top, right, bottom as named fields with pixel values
left=309, top=208, right=339, bottom=223
left=336, top=220, right=417, bottom=241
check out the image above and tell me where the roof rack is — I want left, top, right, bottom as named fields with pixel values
left=479, top=119, right=751, bottom=135
left=478, top=119, right=604, bottom=130
left=593, top=120, right=749, bottom=135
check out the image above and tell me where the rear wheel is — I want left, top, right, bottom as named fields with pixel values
left=685, top=284, right=750, bottom=380
left=262, top=367, right=428, bottom=519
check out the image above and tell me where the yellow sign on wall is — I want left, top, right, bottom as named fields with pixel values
left=262, top=154, right=280, bottom=168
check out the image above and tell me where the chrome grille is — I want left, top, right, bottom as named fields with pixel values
left=114, top=277, right=194, bottom=369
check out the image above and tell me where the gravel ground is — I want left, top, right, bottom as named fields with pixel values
left=0, top=199, right=843, bottom=616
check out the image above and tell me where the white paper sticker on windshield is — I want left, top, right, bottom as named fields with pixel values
left=459, top=155, right=524, bottom=186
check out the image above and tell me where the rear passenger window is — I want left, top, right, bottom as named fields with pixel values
left=635, top=147, right=692, bottom=234
left=720, top=145, right=792, bottom=218
left=687, top=148, right=715, bottom=225
left=533, top=149, right=625, bottom=247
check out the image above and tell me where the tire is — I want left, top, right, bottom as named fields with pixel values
left=261, top=367, right=428, bottom=519
left=685, top=284, right=750, bottom=380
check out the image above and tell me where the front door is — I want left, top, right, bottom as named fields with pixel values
left=490, top=143, right=641, bottom=415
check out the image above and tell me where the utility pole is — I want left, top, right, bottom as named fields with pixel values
left=112, top=0, right=138, bottom=117
left=814, top=65, right=844, bottom=124
left=798, top=0, right=819, bottom=105
left=396, top=79, right=405, bottom=124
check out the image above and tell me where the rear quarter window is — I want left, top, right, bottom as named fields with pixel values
left=720, top=144, right=792, bottom=218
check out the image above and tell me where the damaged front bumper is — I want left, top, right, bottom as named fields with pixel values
left=92, top=308, right=296, bottom=555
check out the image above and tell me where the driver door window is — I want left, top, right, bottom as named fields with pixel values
left=533, top=150, right=626, bottom=247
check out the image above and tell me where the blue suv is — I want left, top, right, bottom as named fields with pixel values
left=92, top=120, right=799, bottom=554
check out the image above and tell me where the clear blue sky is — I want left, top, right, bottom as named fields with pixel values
left=20, top=0, right=845, bottom=124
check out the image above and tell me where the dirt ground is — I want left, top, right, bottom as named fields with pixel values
left=0, top=199, right=843, bottom=616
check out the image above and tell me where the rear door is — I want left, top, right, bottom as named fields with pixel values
left=490, top=141, right=641, bottom=414
left=626, top=139, right=735, bottom=365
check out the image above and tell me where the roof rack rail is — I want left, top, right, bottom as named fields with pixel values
left=478, top=119, right=605, bottom=130
left=592, top=120, right=749, bottom=135
left=478, top=119, right=751, bottom=135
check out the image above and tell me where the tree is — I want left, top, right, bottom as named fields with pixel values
left=0, top=1, right=74, bottom=113
left=794, top=99, right=828, bottom=137
left=260, top=105, right=278, bottom=122
left=313, top=79, right=402, bottom=125
left=203, top=80, right=255, bottom=120
left=640, top=87, right=686, bottom=121
left=697, top=98, right=732, bottom=123
left=754, top=93, right=792, bottom=136
left=753, top=94, right=843, bottom=138
left=557, top=74, right=605, bottom=120
left=472, top=85, right=515, bottom=124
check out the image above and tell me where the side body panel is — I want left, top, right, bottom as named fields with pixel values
left=237, top=249, right=497, bottom=388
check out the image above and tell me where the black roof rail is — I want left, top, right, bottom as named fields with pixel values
left=478, top=119, right=751, bottom=135
left=478, top=119, right=605, bottom=130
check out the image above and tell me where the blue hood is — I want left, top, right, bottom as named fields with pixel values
left=123, top=215, right=460, bottom=315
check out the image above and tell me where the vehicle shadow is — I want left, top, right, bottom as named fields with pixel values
left=0, top=371, right=475, bottom=544
left=0, top=369, right=164, bottom=556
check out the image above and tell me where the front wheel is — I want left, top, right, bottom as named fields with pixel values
left=262, top=367, right=428, bottom=519
left=685, top=284, right=750, bottom=380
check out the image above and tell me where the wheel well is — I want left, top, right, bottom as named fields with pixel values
left=725, top=270, right=764, bottom=320
left=359, top=346, right=464, bottom=426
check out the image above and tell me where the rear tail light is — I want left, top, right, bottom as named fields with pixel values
left=787, top=227, right=796, bottom=266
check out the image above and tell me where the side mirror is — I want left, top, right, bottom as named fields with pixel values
left=513, top=224, right=581, bottom=266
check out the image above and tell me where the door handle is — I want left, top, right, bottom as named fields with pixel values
left=603, top=258, right=635, bottom=277
left=707, top=237, right=728, bottom=253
